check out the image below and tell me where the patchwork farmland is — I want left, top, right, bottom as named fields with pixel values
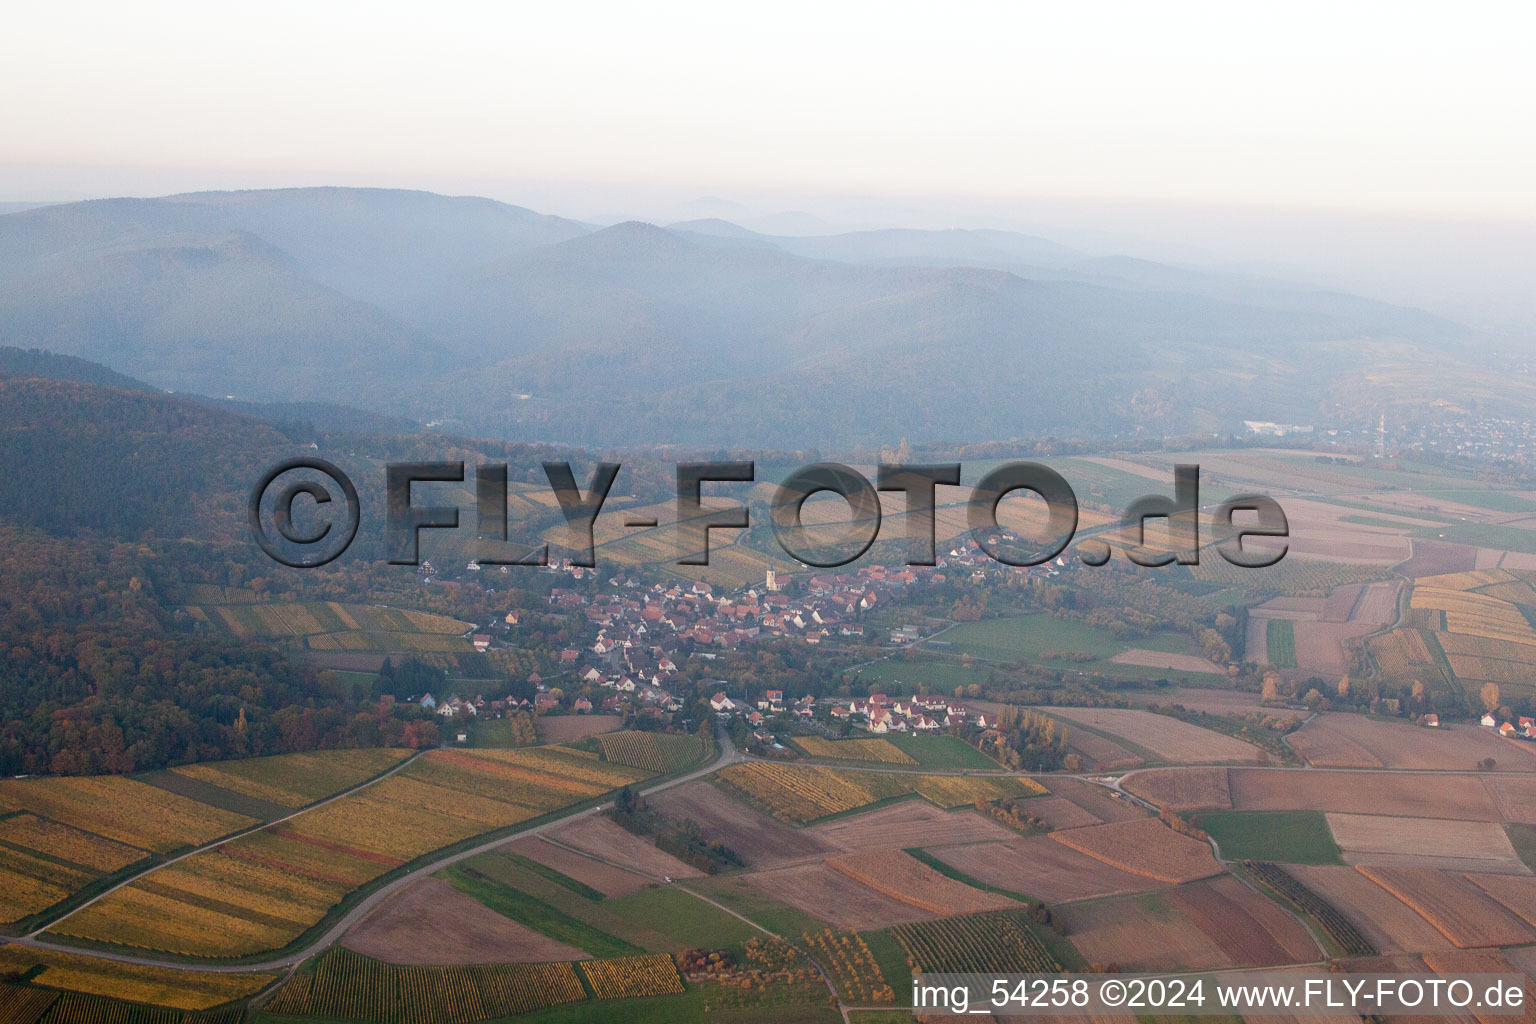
left=46, top=747, right=648, bottom=957
left=0, top=749, right=410, bottom=927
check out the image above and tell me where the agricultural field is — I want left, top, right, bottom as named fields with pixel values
left=1374, top=569, right=1536, bottom=697
left=1198, top=810, right=1342, bottom=865
left=880, top=733, right=1004, bottom=769
left=263, top=947, right=589, bottom=1024
left=503, top=836, right=654, bottom=898
left=646, top=781, right=839, bottom=868
left=1049, top=818, right=1221, bottom=883
left=1288, top=714, right=1536, bottom=771
left=807, top=802, right=1014, bottom=853
left=0, top=775, right=258, bottom=926
left=578, top=953, right=685, bottom=999
left=166, top=749, right=413, bottom=809
left=0, top=945, right=274, bottom=1010
left=891, top=909, right=1062, bottom=974
left=1266, top=619, right=1298, bottom=668
left=596, top=731, right=703, bottom=774
left=1227, top=768, right=1508, bottom=821
left=1058, top=877, right=1316, bottom=972
left=1243, top=862, right=1376, bottom=956
left=825, top=849, right=1018, bottom=916
left=537, top=715, right=622, bottom=744
left=744, top=862, right=934, bottom=931
left=49, top=748, right=649, bottom=958
left=1465, top=873, right=1536, bottom=930
left=342, top=875, right=587, bottom=964
left=1038, top=708, right=1268, bottom=764
left=183, top=599, right=475, bottom=654
left=1357, top=866, right=1535, bottom=947
left=1288, top=864, right=1457, bottom=955
left=1325, top=813, right=1527, bottom=873
left=542, top=816, right=703, bottom=882
left=1244, top=581, right=1400, bottom=680
left=1121, top=767, right=1233, bottom=811
left=931, top=837, right=1160, bottom=904
left=788, top=737, right=916, bottom=765
left=714, top=762, right=1044, bottom=824
left=942, top=615, right=1206, bottom=679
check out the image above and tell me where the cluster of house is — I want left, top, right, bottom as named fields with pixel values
left=1481, top=712, right=1536, bottom=739
left=550, top=566, right=935, bottom=655
left=707, top=687, right=989, bottom=740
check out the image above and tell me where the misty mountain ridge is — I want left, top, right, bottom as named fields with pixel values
left=0, top=186, right=1507, bottom=447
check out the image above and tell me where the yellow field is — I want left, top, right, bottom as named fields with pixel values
left=0, top=946, right=274, bottom=1010
left=578, top=954, right=685, bottom=999
left=1411, top=587, right=1536, bottom=645
left=0, top=776, right=254, bottom=853
left=51, top=748, right=652, bottom=957
left=170, top=749, right=411, bottom=808
left=717, top=762, right=1044, bottom=823
left=0, top=813, right=146, bottom=872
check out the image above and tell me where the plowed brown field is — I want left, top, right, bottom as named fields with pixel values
left=826, top=848, right=1018, bottom=915
left=1358, top=866, right=1535, bottom=948
left=1122, top=767, right=1232, bottom=811
left=1050, top=818, right=1220, bottom=883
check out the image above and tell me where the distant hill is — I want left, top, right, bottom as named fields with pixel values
left=0, top=187, right=1503, bottom=447
left=0, top=345, right=152, bottom=390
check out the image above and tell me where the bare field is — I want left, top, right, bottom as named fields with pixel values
left=1128, top=687, right=1310, bottom=722
left=1044, top=778, right=1147, bottom=823
left=1288, top=865, right=1453, bottom=954
left=1058, top=890, right=1228, bottom=972
left=1108, top=649, right=1223, bottom=674
left=1060, top=728, right=1143, bottom=771
left=647, top=779, right=837, bottom=866
left=1421, top=949, right=1536, bottom=1024
left=544, top=816, right=704, bottom=880
left=742, top=862, right=933, bottom=930
left=1024, top=796, right=1104, bottom=830
left=1291, top=715, right=1536, bottom=771
left=1358, top=866, right=1535, bottom=947
left=1050, top=818, right=1222, bottom=883
left=503, top=836, right=651, bottom=897
left=1229, top=769, right=1505, bottom=821
left=826, top=848, right=1018, bottom=915
left=932, top=836, right=1158, bottom=903
left=1327, top=814, right=1527, bottom=873
left=1045, top=707, right=1267, bottom=764
left=1121, top=767, right=1232, bottom=811
left=537, top=715, right=622, bottom=743
left=806, top=801, right=1014, bottom=852
left=1164, top=874, right=1318, bottom=965
left=1477, top=774, right=1536, bottom=824
left=1058, top=878, right=1314, bottom=973
left=1463, top=873, right=1536, bottom=929
left=342, top=876, right=587, bottom=964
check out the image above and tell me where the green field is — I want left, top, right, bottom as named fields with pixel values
left=942, top=615, right=1189, bottom=675
left=443, top=864, right=641, bottom=957
left=1266, top=619, right=1297, bottom=669
left=458, top=851, right=757, bottom=953
left=848, top=658, right=990, bottom=695
left=882, top=734, right=1000, bottom=770
left=1199, top=810, right=1342, bottom=865
left=1507, top=824, right=1536, bottom=873
left=685, top=876, right=831, bottom=937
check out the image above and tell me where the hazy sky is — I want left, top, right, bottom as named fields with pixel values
left=3, top=0, right=1533, bottom=221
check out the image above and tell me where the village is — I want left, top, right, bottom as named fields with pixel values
left=412, top=544, right=1017, bottom=746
